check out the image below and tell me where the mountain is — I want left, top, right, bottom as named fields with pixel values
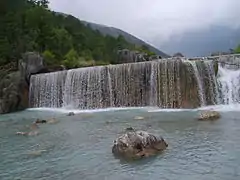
left=160, top=25, right=240, bottom=57
left=81, top=21, right=170, bottom=58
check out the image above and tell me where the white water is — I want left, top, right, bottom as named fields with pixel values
left=185, top=60, right=206, bottom=106
left=205, top=61, right=220, bottom=105
left=27, top=106, right=159, bottom=114
left=27, top=103, right=240, bottom=114
left=29, top=56, right=240, bottom=111
left=28, top=57, right=240, bottom=113
left=218, top=65, right=240, bottom=104
left=30, top=59, right=196, bottom=109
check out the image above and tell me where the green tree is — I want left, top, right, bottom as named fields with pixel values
left=0, top=37, right=11, bottom=65
left=63, top=49, right=79, bottom=68
left=42, top=50, right=56, bottom=65
left=234, top=45, right=240, bottom=53
left=0, top=0, right=155, bottom=68
left=49, top=28, right=73, bottom=58
left=38, top=0, right=49, bottom=8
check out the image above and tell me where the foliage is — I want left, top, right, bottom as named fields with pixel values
left=234, top=45, right=240, bottom=54
left=0, top=0, right=153, bottom=68
left=135, top=44, right=156, bottom=56
left=42, top=50, right=55, bottom=65
left=63, top=49, right=79, bottom=68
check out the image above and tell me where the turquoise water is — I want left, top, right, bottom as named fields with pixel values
left=0, top=106, right=240, bottom=180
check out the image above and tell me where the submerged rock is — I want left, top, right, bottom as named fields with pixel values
left=27, top=149, right=47, bottom=157
left=112, top=130, right=168, bottom=160
left=28, top=131, right=39, bottom=136
left=34, top=118, right=58, bottom=124
left=16, top=130, right=39, bottom=136
left=198, top=110, right=221, bottom=121
left=30, top=123, right=39, bottom=130
left=47, top=118, right=58, bottom=124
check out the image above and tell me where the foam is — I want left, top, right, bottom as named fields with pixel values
left=26, top=107, right=149, bottom=114
left=26, top=104, right=240, bottom=115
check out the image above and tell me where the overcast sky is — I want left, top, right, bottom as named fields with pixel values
left=49, top=0, right=240, bottom=48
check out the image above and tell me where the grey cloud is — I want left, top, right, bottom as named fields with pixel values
left=49, top=0, right=240, bottom=46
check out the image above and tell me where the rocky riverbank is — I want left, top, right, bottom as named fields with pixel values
left=0, top=52, right=65, bottom=114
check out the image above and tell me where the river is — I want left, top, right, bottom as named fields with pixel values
left=0, top=105, right=240, bottom=180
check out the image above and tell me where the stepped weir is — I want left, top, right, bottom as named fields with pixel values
left=29, top=55, right=240, bottom=109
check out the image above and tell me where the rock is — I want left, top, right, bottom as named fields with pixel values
left=67, top=112, right=75, bottom=116
left=173, top=52, right=184, bottom=57
left=47, top=118, right=58, bottom=124
left=19, top=52, right=45, bottom=83
left=117, top=49, right=147, bottom=63
left=125, top=127, right=135, bottom=131
left=16, top=130, right=39, bottom=136
left=0, top=71, right=28, bottom=114
left=198, top=110, right=221, bottom=121
left=46, top=65, right=66, bottom=72
left=35, top=119, right=47, bottom=124
left=0, top=52, right=69, bottom=114
left=112, top=130, right=168, bottom=160
left=149, top=55, right=162, bottom=61
left=30, top=123, right=39, bottom=130
left=0, top=52, right=47, bottom=114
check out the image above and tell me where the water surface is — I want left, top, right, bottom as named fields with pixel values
left=0, top=107, right=240, bottom=180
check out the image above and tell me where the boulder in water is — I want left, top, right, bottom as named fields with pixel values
left=112, top=130, right=168, bottom=160
left=35, top=119, right=47, bottom=124
left=34, top=118, right=58, bottom=124
left=125, top=127, right=135, bottom=131
left=198, top=110, right=220, bottom=121
left=67, top=112, right=75, bottom=116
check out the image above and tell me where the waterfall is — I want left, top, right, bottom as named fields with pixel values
left=215, top=55, right=240, bottom=105
left=185, top=60, right=206, bottom=107
left=205, top=60, right=220, bottom=105
left=218, top=65, right=240, bottom=105
left=29, top=58, right=219, bottom=109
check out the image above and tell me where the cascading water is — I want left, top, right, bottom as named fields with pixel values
left=205, top=60, right=220, bottom=105
left=29, top=58, right=220, bottom=109
left=184, top=60, right=206, bottom=107
left=212, top=55, right=240, bottom=105
left=218, top=65, right=240, bottom=105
